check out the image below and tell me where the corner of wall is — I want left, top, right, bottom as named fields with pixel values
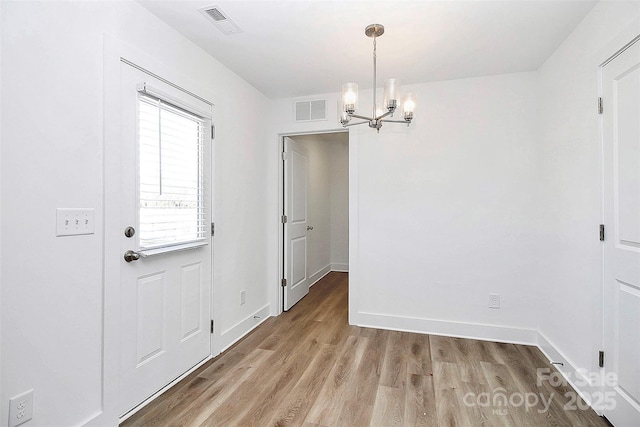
left=219, top=305, right=271, bottom=353
left=536, top=332, right=604, bottom=414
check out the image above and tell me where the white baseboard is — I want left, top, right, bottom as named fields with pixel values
left=331, top=263, right=349, bottom=272
left=355, top=312, right=538, bottom=345
left=219, top=304, right=271, bottom=352
left=308, top=265, right=331, bottom=287
left=536, top=332, right=602, bottom=414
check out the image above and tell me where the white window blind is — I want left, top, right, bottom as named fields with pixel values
left=138, top=93, right=206, bottom=250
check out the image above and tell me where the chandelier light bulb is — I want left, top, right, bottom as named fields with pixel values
left=403, top=92, right=416, bottom=122
left=342, top=83, right=358, bottom=114
left=338, top=99, right=350, bottom=125
left=384, top=79, right=400, bottom=112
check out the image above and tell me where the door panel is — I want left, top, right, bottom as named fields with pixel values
left=284, top=137, right=311, bottom=310
left=291, top=236, right=308, bottom=286
left=136, top=273, right=165, bottom=365
left=617, top=282, right=640, bottom=400
left=616, top=65, right=640, bottom=245
left=119, top=62, right=212, bottom=415
left=603, top=38, right=640, bottom=426
left=180, top=263, right=203, bottom=340
left=291, top=150, right=308, bottom=222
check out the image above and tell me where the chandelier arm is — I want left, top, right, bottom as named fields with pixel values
left=380, top=119, right=411, bottom=124
left=350, top=113, right=375, bottom=121
left=375, top=110, right=394, bottom=121
left=342, top=120, right=370, bottom=128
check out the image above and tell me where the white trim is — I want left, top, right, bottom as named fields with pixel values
left=308, top=265, right=331, bottom=287
left=219, top=304, right=271, bottom=352
left=348, top=128, right=359, bottom=326
left=536, top=332, right=602, bottom=414
left=330, top=263, right=349, bottom=272
left=355, top=311, right=538, bottom=345
left=139, top=240, right=207, bottom=257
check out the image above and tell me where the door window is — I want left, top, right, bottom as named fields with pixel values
left=138, top=93, right=206, bottom=251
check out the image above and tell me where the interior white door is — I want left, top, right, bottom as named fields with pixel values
left=283, top=137, right=311, bottom=311
left=118, top=62, right=212, bottom=415
left=602, top=38, right=640, bottom=427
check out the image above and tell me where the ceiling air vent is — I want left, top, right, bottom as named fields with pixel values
left=198, top=5, right=243, bottom=35
left=295, top=100, right=327, bottom=122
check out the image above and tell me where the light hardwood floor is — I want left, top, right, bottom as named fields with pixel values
left=123, top=272, right=609, bottom=426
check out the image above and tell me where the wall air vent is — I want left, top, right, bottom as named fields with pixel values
left=295, top=100, right=327, bottom=122
left=198, top=5, right=243, bottom=35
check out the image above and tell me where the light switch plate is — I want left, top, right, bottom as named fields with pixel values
left=56, top=208, right=95, bottom=236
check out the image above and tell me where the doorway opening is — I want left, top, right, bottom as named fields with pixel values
left=279, top=131, right=349, bottom=312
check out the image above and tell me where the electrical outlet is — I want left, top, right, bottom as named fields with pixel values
left=489, top=293, right=500, bottom=309
left=56, top=208, right=95, bottom=236
left=240, top=290, right=246, bottom=305
left=9, top=390, right=33, bottom=427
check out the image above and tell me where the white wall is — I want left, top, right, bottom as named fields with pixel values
left=1, top=1, right=270, bottom=425
left=535, top=0, right=640, bottom=397
left=0, top=0, right=3, bottom=410
left=329, top=140, right=349, bottom=271
left=352, top=73, right=541, bottom=339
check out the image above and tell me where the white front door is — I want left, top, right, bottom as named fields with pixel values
left=118, top=62, right=212, bottom=415
left=602, top=38, right=640, bottom=426
left=283, top=137, right=311, bottom=310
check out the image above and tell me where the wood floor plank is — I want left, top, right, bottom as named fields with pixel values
left=380, top=331, right=409, bottom=389
left=432, top=361, right=473, bottom=426
left=371, top=385, right=404, bottom=426
left=208, top=322, right=326, bottom=426
left=123, top=272, right=609, bottom=427
left=334, top=329, right=388, bottom=426
left=265, top=343, right=338, bottom=426
left=304, top=335, right=367, bottom=426
left=429, top=334, right=459, bottom=363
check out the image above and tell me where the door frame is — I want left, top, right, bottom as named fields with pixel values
left=93, top=35, right=218, bottom=426
left=275, top=129, right=350, bottom=315
left=598, top=32, right=640, bottom=421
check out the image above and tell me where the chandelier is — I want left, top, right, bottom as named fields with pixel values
left=339, top=24, right=416, bottom=132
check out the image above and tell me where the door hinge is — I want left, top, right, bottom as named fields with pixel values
left=211, top=124, right=216, bottom=140
left=599, top=224, right=605, bottom=241
left=281, top=215, right=288, bottom=224
left=599, top=350, right=604, bottom=368
left=282, top=151, right=288, bottom=161
left=281, top=278, right=287, bottom=287
left=598, top=97, right=603, bottom=114
left=211, top=222, right=215, bottom=236
left=210, top=319, right=214, bottom=334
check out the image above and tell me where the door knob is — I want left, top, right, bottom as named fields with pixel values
left=307, top=226, right=314, bottom=231
left=124, top=250, right=141, bottom=263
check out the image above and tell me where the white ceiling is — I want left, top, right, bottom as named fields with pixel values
left=138, top=0, right=597, bottom=99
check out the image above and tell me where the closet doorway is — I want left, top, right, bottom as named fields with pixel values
left=280, top=132, right=349, bottom=311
